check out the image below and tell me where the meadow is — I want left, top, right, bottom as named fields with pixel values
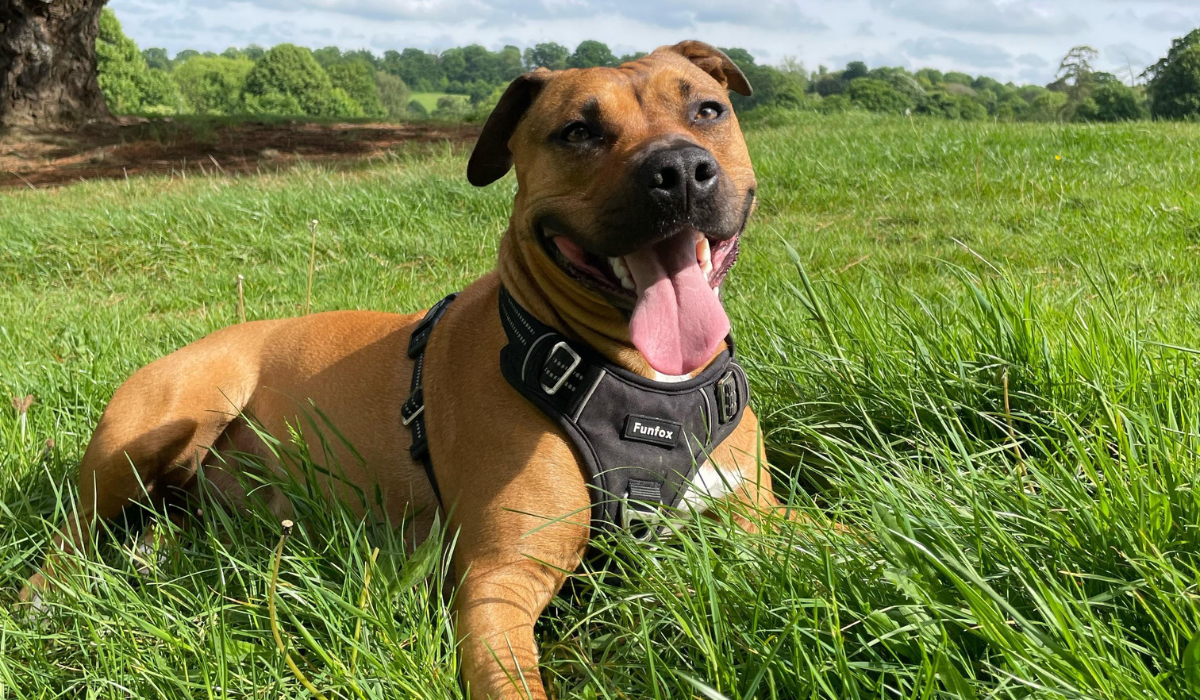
left=2, top=110, right=1200, bottom=698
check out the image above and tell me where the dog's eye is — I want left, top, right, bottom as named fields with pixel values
left=695, top=102, right=724, bottom=121
left=561, top=122, right=595, bottom=143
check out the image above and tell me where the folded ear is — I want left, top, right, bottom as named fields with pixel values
left=467, top=69, right=550, bottom=187
left=658, top=40, right=752, bottom=96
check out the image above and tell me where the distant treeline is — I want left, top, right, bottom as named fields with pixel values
left=98, top=9, right=1200, bottom=124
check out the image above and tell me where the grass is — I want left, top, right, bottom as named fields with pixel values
left=2, top=110, right=1200, bottom=698
left=409, top=92, right=465, bottom=112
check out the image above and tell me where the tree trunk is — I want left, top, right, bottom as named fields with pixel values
left=0, top=0, right=111, bottom=128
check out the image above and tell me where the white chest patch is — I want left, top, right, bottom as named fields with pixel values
left=677, top=460, right=746, bottom=515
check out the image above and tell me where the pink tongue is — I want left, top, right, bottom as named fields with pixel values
left=625, top=232, right=729, bottom=375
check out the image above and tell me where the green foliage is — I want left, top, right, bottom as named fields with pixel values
left=1076, top=81, right=1147, bottom=122
left=431, top=94, right=469, bottom=119
left=374, top=72, right=411, bottom=120
left=141, top=47, right=171, bottom=72
left=1146, top=30, right=1200, bottom=120
left=326, top=60, right=386, bottom=119
left=312, top=46, right=342, bottom=68
left=847, top=77, right=911, bottom=113
left=523, top=42, right=569, bottom=71
left=407, top=99, right=429, bottom=118
left=173, top=55, right=254, bottom=115
left=383, top=48, right=445, bottom=93
left=1030, top=90, right=1069, bottom=121
left=917, top=89, right=988, bottom=120
left=569, top=40, right=617, bottom=69
left=844, top=60, right=868, bottom=81
left=242, top=44, right=362, bottom=118
left=96, top=10, right=180, bottom=114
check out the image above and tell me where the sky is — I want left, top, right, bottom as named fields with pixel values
left=108, top=0, right=1198, bottom=85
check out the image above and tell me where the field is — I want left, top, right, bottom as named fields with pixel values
left=409, top=92, right=467, bottom=113
left=2, top=110, right=1200, bottom=698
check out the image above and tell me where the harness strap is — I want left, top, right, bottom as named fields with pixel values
left=402, top=293, right=458, bottom=505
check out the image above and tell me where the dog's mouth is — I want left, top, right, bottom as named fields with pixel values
left=544, top=230, right=739, bottom=301
left=538, top=226, right=741, bottom=375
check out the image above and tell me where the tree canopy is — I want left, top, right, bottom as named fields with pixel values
left=85, top=16, right=1200, bottom=126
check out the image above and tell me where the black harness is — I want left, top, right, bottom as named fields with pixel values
left=403, top=288, right=750, bottom=535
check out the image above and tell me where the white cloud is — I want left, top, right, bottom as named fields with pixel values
left=870, top=0, right=1088, bottom=35
left=900, top=36, right=1013, bottom=67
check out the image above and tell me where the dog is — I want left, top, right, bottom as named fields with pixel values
left=21, top=41, right=793, bottom=699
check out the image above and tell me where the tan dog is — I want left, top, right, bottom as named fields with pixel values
left=21, top=41, right=791, bottom=699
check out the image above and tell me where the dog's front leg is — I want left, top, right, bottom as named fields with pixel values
left=446, top=473, right=590, bottom=699
left=453, top=550, right=577, bottom=699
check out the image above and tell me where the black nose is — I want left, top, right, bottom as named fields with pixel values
left=640, top=144, right=720, bottom=205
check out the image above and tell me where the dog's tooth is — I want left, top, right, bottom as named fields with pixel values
left=696, top=236, right=711, bottom=265
left=701, top=259, right=713, bottom=278
left=610, top=256, right=636, bottom=290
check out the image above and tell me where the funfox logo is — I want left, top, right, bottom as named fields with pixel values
left=633, top=421, right=673, bottom=440
left=623, top=415, right=681, bottom=448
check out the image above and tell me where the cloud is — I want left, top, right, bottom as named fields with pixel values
left=1016, top=53, right=1048, bottom=68
left=1142, top=10, right=1200, bottom=32
left=213, top=0, right=826, bottom=31
left=856, top=21, right=875, bottom=37
left=871, top=0, right=1088, bottom=35
left=1105, top=41, right=1154, bottom=68
left=900, top=36, right=1013, bottom=68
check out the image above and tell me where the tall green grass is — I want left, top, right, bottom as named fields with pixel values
left=2, top=111, right=1200, bottom=698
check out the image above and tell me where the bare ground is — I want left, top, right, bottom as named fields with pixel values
left=0, top=118, right=480, bottom=189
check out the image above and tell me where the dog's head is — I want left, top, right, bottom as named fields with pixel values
left=468, top=41, right=756, bottom=375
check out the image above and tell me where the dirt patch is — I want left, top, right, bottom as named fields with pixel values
left=0, top=118, right=481, bottom=189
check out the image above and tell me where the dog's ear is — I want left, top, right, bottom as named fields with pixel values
left=467, top=69, right=550, bottom=187
left=659, top=41, right=752, bottom=96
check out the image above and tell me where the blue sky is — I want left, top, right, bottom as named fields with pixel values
left=108, top=0, right=1197, bottom=84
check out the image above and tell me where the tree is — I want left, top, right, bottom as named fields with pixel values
left=174, top=49, right=201, bottom=64
left=847, top=77, right=910, bottom=113
left=383, top=48, right=443, bottom=93
left=843, top=61, right=868, bottom=81
left=568, top=40, right=617, bottom=69
left=95, top=9, right=178, bottom=114
left=523, top=42, right=569, bottom=71
left=326, top=59, right=385, bottom=118
left=432, top=94, right=468, bottom=119
left=1052, top=45, right=1098, bottom=102
left=343, top=49, right=378, bottom=69
left=1029, top=90, right=1068, bottom=121
left=496, top=45, right=523, bottom=81
left=1, top=0, right=111, bottom=127
left=1074, top=81, right=1146, bottom=122
left=241, top=44, right=361, bottom=118
left=173, top=54, right=253, bottom=114
left=1145, top=29, right=1200, bottom=120
left=142, top=47, right=171, bottom=71
left=374, top=71, right=409, bottom=120
left=312, top=46, right=341, bottom=67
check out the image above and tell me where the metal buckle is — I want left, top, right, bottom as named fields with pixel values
left=620, top=500, right=661, bottom=542
left=621, top=480, right=664, bottom=541
left=541, top=341, right=581, bottom=395
left=401, top=404, right=424, bottom=426
left=716, top=370, right=739, bottom=424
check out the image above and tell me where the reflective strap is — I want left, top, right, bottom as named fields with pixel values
left=404, top=293, right=458, bottom=504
